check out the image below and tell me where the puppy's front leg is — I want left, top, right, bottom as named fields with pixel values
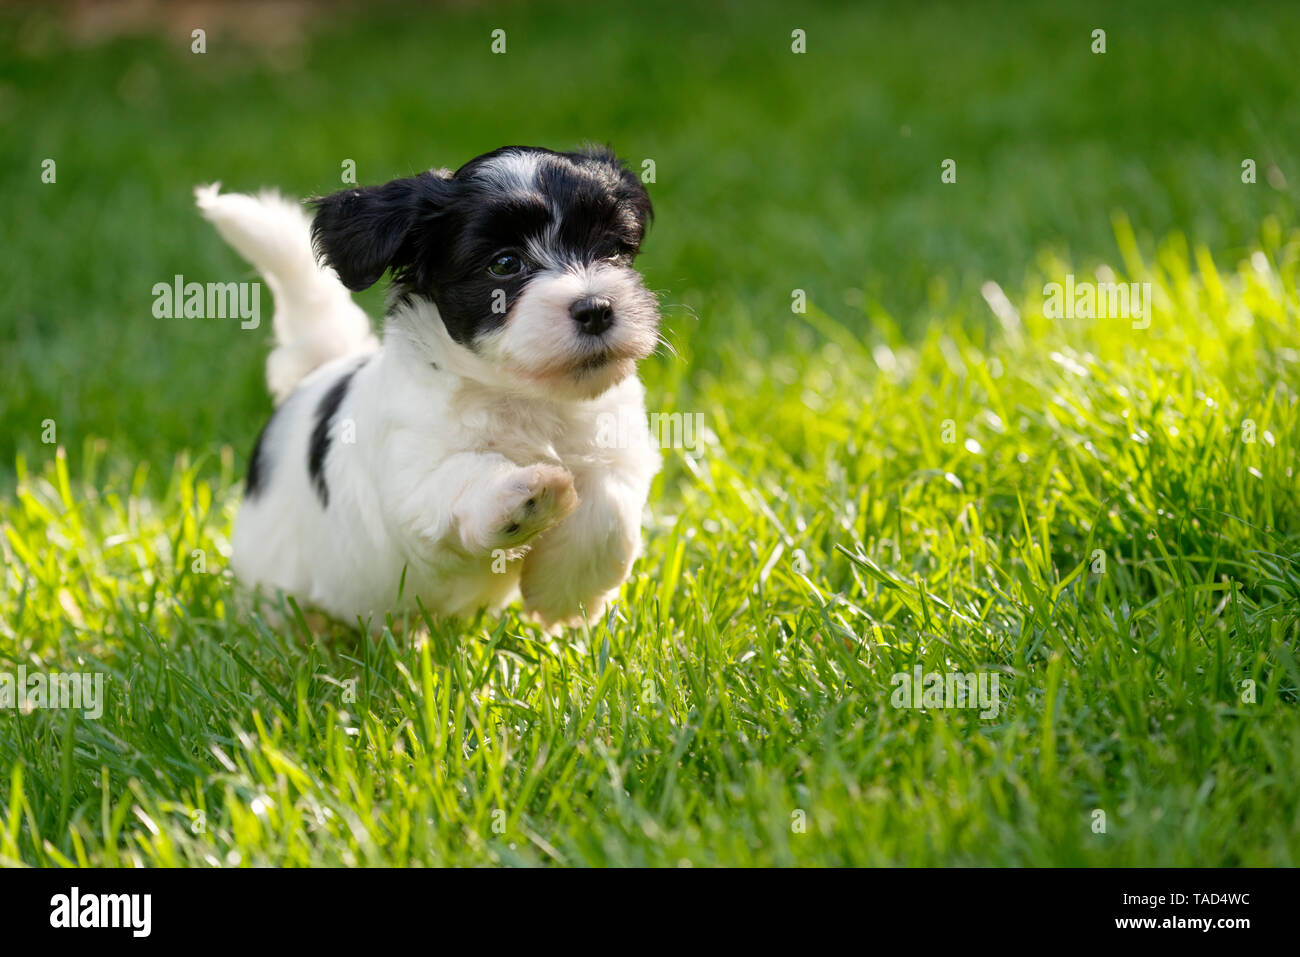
left=453, top=458, right=580, bottom=554
left=519, top=468, right=647, bottom=628
left=401, top=452, right=579, bottom=556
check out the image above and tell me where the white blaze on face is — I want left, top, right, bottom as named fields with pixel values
left=484, top=260, right=658, bottom=397
left=474, top=150, right=543, bottom=193
left=463, top=150, right=659, bottom=398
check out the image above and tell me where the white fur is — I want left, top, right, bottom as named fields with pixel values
left=465, top=262, right=658, bottom=401
left=195, top=183, right=379, bottom=402
left=475, top=150, right=542, bottom=195
left=198, top=186, right=660, bottom=629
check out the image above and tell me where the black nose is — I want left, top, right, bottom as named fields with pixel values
left=570, top=296, right=614, bottom=336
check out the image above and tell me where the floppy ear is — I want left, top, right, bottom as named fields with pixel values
left=310, top=170, right=453, bottom=292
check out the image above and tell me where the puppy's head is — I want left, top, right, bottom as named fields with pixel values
left=311, top=145, right=657, bottom=399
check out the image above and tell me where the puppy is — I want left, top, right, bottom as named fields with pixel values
left=196, top=145, right=661, bottom=628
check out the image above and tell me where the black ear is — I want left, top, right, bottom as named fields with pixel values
left=310, top=171, right=453, bottom=292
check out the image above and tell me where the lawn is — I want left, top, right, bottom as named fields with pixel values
left=2, top=0, right=1299, bottom=866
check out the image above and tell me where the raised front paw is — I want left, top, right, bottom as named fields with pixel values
left=462, top=464, right=579, bottom=552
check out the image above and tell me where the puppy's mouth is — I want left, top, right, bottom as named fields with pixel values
left=503, top=340, right=642, bottom=389
left=547, top=347, right=630, bottom=379
left=573, top=348, right=617, bottom=373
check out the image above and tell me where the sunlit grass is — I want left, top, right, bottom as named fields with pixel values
left=3, top=221, right=1298, bottom=865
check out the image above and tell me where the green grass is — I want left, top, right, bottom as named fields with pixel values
left=2, top=0, right=1300, bottom=866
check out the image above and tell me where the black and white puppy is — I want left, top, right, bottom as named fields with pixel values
left=196, top=146, right=661, bottom=628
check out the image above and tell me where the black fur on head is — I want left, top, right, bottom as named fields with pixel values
left=309, top=145, right=653, bottom=347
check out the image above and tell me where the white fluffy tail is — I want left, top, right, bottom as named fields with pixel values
left=195, top=183, right=378, bottom=403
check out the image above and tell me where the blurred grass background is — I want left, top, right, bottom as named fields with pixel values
left=1, top=0, right=1297, bottom=474
left=4, top=0, right=1300, bottom=868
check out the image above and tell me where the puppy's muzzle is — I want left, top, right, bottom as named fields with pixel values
left=570, top=296, right=615, bottom=336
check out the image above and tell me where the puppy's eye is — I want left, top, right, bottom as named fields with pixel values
left=487, top=252, right=524, bottom=278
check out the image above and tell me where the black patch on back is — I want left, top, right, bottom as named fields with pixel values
left=308, top=366, right=360, bottom=508
left=245, top=410, right=276, bottom=498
